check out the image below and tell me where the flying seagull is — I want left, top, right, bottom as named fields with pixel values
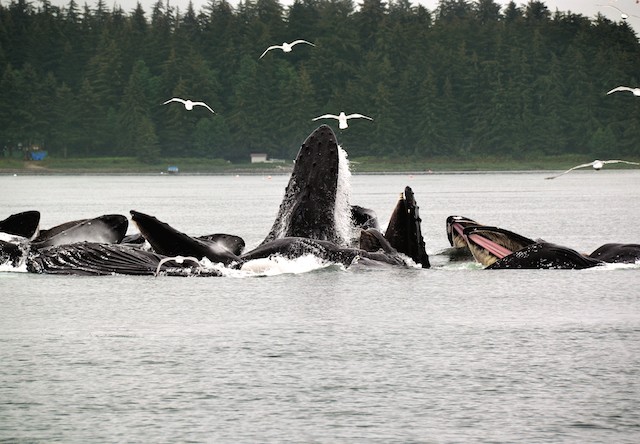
left=545, top=159, right=640, bottom=179
left=607, top=86, right=640, bottom=96
left=163, top=97, right=215, bottom=114
left=597, top=4, right=639, bottom=20
left=260, top=40, right=315, bottom=59
left=312, top=112, right=373, bottom=130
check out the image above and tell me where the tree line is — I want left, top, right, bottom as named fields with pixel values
left=1, top=0, right=640, bottom=163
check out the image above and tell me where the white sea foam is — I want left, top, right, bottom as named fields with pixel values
left=236, top=254, right=336, bottom=277
left=334, top=144, right=353, bottom=246
left=0, top=233, right=27, bottom=243
left=0, top=261, right=27, bottom=273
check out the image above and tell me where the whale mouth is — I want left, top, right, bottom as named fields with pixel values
left=462, top=226, right=536, bottom=267
left=446, top=215, right=478, bottom=248
left=465, top=232, right=513, bottom=260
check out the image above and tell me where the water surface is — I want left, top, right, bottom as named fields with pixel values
left=1, top=172, right=639, bottom=442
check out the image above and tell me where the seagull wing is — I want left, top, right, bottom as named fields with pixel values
left=545, top=162, right=596, bottom=180
left=193, top=102, right=215, bottom=114
left=163, top=97, right=186, bottom=105
left=259, top=46, right=280, bottom=59
left=607, top=86, right=633, bottom=95
left=312, top=114, right=339, bottom=121
left=346, top=113, right=373, bottom=121
left=603, top=159, right=640, bottom=166
left=290, top=39, right=315, bottom=47
left=607, top=5, right=625, bottom=14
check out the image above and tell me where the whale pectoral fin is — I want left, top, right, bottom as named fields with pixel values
left=384, top=186, right=429, bottom=268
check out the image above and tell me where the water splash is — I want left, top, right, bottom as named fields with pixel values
left=240, top=254, right=337, bottom=276
left=334, top=145, right=353, bottom=247
left=0, top=261, right=27, bottom=273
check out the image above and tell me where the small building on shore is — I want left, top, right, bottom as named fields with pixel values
left=250, top=153, right=286, bottom=164
left=250, top=153, right=268, bottom=163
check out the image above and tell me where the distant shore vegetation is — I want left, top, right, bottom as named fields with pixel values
left=1, top=0, right=640, bottom=166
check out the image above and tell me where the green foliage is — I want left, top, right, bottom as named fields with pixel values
left=1, top=0, right=640, bottom=163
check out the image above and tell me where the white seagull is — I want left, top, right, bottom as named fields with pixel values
left=597, top=4, right=638, bottom=20
left=260, top=40, right=315, bottom=59
left=545, top=159, right=640, bottom=179
left=312, top=112, right=374, bottom=130
left=163, top=97, right=215, bottom=114
left=607, top=86, right=640, bottom=96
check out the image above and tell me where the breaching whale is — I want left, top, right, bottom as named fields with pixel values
left=261, top=124, right=347, bottom=246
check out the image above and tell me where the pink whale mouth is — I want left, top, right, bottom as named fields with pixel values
left=452, top=222, right=513, bottom=259
left=466, top=233, right=513, bottom=259
left=452, top=222, right=465, bottom=237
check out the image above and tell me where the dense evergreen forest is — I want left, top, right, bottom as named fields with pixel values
left=1, top=0, right=640, bottom=163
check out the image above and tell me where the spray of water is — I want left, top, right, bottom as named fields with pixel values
left=334, top=145, right=353, bottom=247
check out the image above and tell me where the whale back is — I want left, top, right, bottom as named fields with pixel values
left=487, top=242, right=603, bottom=270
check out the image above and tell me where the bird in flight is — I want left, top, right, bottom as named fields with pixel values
left=260, top=40, right=315, bottom=59
left=312, top=112, right=373, bottom=130
left=597, top=4, right=638, bottom=20
left=545, top=159, right=640, bottom=179
left=163, top=97, right=215, bottom=114
left=607, top=86, right=640, bottom=96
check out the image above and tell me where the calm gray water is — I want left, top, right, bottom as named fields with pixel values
left=1, top=171, right=639, bottom=443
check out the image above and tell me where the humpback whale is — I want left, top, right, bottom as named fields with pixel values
left=26, top=242, right=222, bottom=276
left=486, top=242, right=603, bottom=270
left=33, top=214, right=129, bottom=248
left=261, top=124, right=346, bottom=246
left=588, top=243, right=640, bottom=264
left=458, top=225, right=604, bottom=269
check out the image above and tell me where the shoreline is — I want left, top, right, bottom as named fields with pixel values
left=2, top=156, right=640, bottom=176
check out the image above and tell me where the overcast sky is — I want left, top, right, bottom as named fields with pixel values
left=38, top=0, right=640, bottom=24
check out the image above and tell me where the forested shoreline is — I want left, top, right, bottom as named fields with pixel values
left=1, top=0, right=640, bottom=164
